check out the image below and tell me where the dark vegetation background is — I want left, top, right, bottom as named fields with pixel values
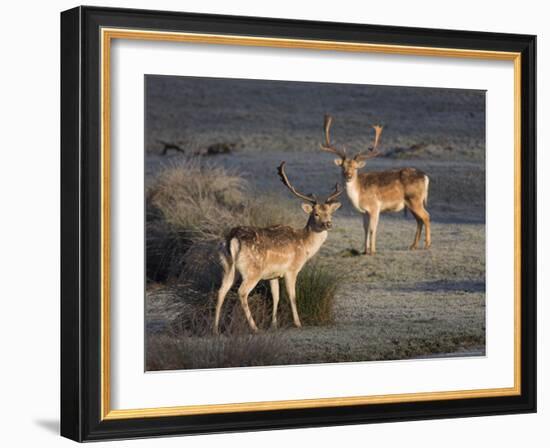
left=145, top=75, right=486, bottom=370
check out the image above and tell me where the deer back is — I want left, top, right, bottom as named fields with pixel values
left=353, top=168, right=428, bottom=212
left=226, top=224, right=328, bottom=279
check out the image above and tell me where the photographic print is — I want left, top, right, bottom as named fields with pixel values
left=145, top=76, right=486, bottom=371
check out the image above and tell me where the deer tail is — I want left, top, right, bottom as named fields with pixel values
left=424, top=175, right=430, bottom=207
left=220, top=237, right=239, bottom=275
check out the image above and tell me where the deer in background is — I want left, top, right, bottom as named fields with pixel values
left=320, top=114, right=431, bottom=255
left=213, top=162, right=343, bottom=334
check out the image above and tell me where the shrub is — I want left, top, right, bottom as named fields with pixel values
left=146, top=160, right=301, bottom=282
left=146, top=220, right=189, bottom=282
left=292, top=263, right=340, bottom=326
left=147, top=160, right=301, bottom=242
left=147, top=160, right=247, bottom=241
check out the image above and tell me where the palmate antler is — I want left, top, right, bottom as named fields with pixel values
left=277, top=162, right=318, bottom=204
left=319, top=114, right=347, bottom=159
left=354, top=125, right=384, bottom=161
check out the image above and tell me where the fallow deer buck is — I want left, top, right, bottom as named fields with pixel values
left=213, top=162, right=343, bottom=334
left=320, top=114, right=431, bottom=255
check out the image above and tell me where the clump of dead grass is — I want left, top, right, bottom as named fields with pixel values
left=293, top=263, right=340, bottom=326
left=146, top=332, right=289, bottom=371
left=147, top=160, right=300, bottom=242
left=147, top=161, right=247, bottom=241
left=146, top=160, right=301, bottom=282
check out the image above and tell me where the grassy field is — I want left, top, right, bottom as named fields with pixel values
left=147, top=214, right=485, bottom=370
left=146, top=76, right=485, bottom=162
left=145, top=77, right=486, bottom=371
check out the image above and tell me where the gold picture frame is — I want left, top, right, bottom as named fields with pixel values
left=61, top=6, right=536, bottom=441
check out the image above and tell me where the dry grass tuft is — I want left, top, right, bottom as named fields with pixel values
left=147, top=160, right=301, bottom=241
left=293, top=263, right=340, bottom=326
left=147, top=160, right=247, bottom=241
left=146, top=161, right=301, bottom=282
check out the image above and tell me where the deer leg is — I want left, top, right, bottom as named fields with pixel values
left=409, top=201, right=431, bottom=250
left=213, top=257, right=236, bottom=334
left=238, top=277, right=260, bottom=333
left=418, top=207, right=431, bottom=249
left=362, top=212, right=371, bottom=255
left=284, top=273, right=302, bottom=328
left=269, top=279, right=280, bottom=329
left=368, top=209, right=380, bottom=255
left=409, top=213, right=423, bottom=250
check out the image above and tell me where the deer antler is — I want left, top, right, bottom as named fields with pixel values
left=277, top=162, right=317, bottom=204
left=325, top=183, right=343, bottom=204
left=354, top=125, right=384, bottom=161
left=319, top=114, right=347, bottom=159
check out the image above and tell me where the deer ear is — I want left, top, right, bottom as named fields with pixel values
left=356, top=160, right=366, bottom=168
left=334, top=158, right=343, bottom=166
left=329, top=202, right=342, bottom=212
left=301, top=203, right=314, bottom=214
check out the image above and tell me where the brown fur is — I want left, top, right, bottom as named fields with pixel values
left=336, top=159, right=431, bottom=254
left=320, top=114, right=430, bottom=254
left=226, top=225, right=306, bottom=250
left=359, top=168, right=427, bottom=189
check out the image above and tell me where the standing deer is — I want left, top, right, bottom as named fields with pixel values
left=213, top=162, right=343, bottom=334
left=320, top=114, right=431, bottom=255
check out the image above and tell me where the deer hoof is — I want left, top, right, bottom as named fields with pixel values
left=409, top=244, right=418, bottom=250
left=270, top=321, right=278, bottom=330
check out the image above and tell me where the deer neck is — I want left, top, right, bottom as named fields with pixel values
left=345, top=175, right=363, bottom=212
left=301, top=224, right=328, bottom=260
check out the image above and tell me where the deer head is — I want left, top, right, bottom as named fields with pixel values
left=277, top=161, right=342, bottom=231
left=320, top=114, right=384, bottom=183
